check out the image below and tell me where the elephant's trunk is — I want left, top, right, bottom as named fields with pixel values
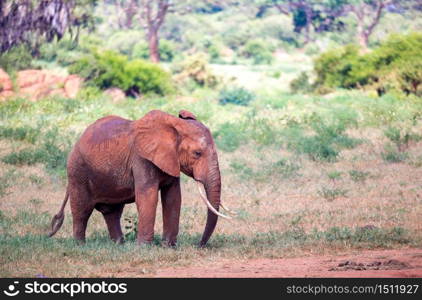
left=199, top=163, right=223, bottom=247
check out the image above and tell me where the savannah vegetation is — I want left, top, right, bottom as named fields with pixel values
left=0, top=0, right=421, bottom=277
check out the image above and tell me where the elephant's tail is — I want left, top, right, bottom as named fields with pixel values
left=48, top=188, right=69, bottom=237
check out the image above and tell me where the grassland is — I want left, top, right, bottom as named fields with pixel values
left=1, top=59, right=422, bottom=277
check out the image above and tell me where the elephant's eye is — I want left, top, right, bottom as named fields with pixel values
left=193, top=150, right=202, bottom=158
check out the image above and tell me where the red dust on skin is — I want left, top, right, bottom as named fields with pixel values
left=153, top=248, right=422, bottom=278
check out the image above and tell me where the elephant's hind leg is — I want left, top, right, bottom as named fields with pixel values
left=96, top=203, right=125, bottom=244
left=69, top=183, right=94, bottom=243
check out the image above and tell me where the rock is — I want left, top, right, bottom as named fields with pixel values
left=0, top=90, right=14, bottom=102
left=104, top=87, right=126, bottom=103
left=20, top=82, right=51, bottom=102
left=64, top=75, right=83, bottom=98
left=17, top=70, right=46, bottom=89
left=0, top=69, right=83, bottom=101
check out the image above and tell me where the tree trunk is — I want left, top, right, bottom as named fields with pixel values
left=303, top=5, right=313, bottom=45
left=124, top=0, right=137, bottom=29
left=148, top=28, right=160, bottom=63
left=358, top=30, right=369, bottom=50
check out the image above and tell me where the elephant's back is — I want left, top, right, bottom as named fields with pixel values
left=70, top=115, right=134, bottom=174
left=82, top=115, right=133, bottom=146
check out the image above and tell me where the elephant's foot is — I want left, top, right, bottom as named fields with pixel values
left=161, top=238, right=177, bottom=248
left=137, top=237, right=153, bottom=247
left=112, top=236, right=125, bottom=244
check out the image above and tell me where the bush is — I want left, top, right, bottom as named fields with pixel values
left=201, top=38, right=221, bottom=62
left=173, top=52, right=219, bottom=88
left=287, top=119, right=361, bottom=162
left=384, top=126, right=421, bottom=152
left=314, top=33, right=422, bottom=95
left=218, top=87, right=255, bottom=106
left=132, top=39, right=176, bottom=62
left=290, top=72, right=314, bottom=94
left=314, top=44, right=364, bottom=89
left=381, top=144, right=408, bottom=163
left=1, top=127, right=72, bottom=178
left=241, top=39, right=274, bottom=65
left=0, top=126, right=40, bottom=144
left=69, top=50, right=173, bottom=96
left=106, top=30, right=143, bottom=56
left=214, top=122, right=246, bottom=152
left=0, top=45, right=33, bottom=73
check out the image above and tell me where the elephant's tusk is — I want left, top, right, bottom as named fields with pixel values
left=220, top=203, right=237, bottom=215
left=196, top=182, right=232, bottom=220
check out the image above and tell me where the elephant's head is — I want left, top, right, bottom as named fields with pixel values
left=133, top=110, right=232, bottom=246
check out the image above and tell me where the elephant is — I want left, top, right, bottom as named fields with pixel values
left=48, top=109, right=234, bottom=247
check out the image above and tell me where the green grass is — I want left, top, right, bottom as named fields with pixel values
left=318, top=187, right=348, bottom=201
left=0, top=208, right=415, bottom=276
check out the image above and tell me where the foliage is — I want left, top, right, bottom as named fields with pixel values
left=214, top=122, right=247, bottom=152
left=173, top=52, right=219, bottom=88
left=0, top=45, right=33, bottom=73
left=241, top=39, right=274, bottom=65
left=314, top=33, right=422, bottom=95
left=218, top=87, right=256, bottom=106
left=290, top=72, right=314, bottom=94
left=0, top=0, right=97, bottom=52
left=318, top=187, right=348, bottom=201
left=1, top=127, right=72, bottom=178
left=69, top=50, right=173, bottom=96
left=0, top=125, right=40, bottom=144
left=132, top=39, right=176, bottom=62
left=381, top=144, right=408, bottom=163
left=348, top=170, right=370, bottom=183
left=286, top=117, right=361, bottom=162
left=384, top=126, right=421, bottom=152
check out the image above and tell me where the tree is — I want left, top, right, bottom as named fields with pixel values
left=0, top=0, right=96, bottom=53
left=344, top=0, right=390, bottom=49
left=265, top=0, right=347, bottom=45
left=341, top=0, right=420, bottom=49
left=140, top=0, right=171, bottom=63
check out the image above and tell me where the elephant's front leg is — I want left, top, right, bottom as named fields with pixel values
left=160, top=178, right=181, bottom=247
left=135, top=183, right=159, bottom=245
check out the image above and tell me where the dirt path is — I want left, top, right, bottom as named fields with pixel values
left=155, top=248, right=422, bottom=277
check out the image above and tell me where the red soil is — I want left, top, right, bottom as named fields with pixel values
left=155, top=248, right=422, bottom=278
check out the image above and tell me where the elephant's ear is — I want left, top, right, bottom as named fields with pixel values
left=134, top=110, right=180, bottom=177
left=179, top=110, right=197, bottom=120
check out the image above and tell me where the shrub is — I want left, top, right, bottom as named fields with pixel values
left=123, top=59, right=174, bottom=96
left=1, top=149, right=42, bottom=166
left=314, top=33, right=422, bottom=95
left=218, top=87, right=255, bottom=106
left=381, top=144, right=408, bottom=163
left=290, top=72, right=314, bottom=94
left=287, top=119, right=361, bottom=162
left=318, top=187, right=348, bottom=201
left=106, top=30, right=143, bottom=56
left=348, top=170, right=370, bottom=183
left=173, top=52, right=219, bottom=88
left=1, top=127, right=72, bottom=178
left=384, top=126, right=421, bottom=152
left=241, top=39, right=273, bottom=65
left=0, top=45, right=33, bottom=73
left=132, top=39, right=176, bottom=62
left=314, top=44, right=364, bottom=89
left=214, top=122, right=246, bottom=152
left=0, top=126, right=40, bottom=144
left=69, top=50, right=173, bottom=96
